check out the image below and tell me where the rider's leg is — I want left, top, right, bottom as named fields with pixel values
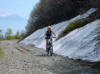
left=46, top=39, right=48, bottom=49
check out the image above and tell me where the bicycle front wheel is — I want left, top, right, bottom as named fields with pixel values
left=50, top=46, right=53, bottom=56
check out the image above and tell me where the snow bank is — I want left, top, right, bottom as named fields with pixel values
left=53, top=20, right=100, bottom=62
left=20, top=8, right=100, bottom=62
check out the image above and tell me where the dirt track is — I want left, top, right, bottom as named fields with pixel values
left=0, top=40, right=100, bottom=74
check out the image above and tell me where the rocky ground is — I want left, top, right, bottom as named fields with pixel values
left=0, top=40, right=100, bottom=74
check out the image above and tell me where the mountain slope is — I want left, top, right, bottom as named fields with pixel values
left=20, top=8, right=100, bottom=62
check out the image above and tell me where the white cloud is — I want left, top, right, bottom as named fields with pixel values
left=0, top=11, right=27, bottom=20
left=0, top=12, right=13, bottom=17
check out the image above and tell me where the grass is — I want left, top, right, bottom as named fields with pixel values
left=0, top=39, right=5, bottom=41
left=65, top=19, right=88, bottom=31
left=0, top=39, right=20, bottom=41
left=0, top=48, right=5, bottom=59
left=57, top=18, right=90, bottom=40
left=57, top=9, right=100, bottom=40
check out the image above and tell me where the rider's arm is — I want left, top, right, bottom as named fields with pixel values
left=51, top=31, right=56, bottom=37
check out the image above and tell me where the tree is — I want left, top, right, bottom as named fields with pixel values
left=26, top=0, right=78, bottom=36
left=15, top=31, right=20, bottom=39
left=5, top=29, right=12, bottom=40
left=20, top=30, right=25, bottom=39
left=0, top=29, right=3, bottom=39
left=25, top=0, right=93, bottom=38
left=14, top=30, right=25, bottom=39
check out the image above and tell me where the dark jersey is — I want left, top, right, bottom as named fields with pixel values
left=46, top=31, right=52, bottom=39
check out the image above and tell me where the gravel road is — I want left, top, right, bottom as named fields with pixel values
left=0, top=40, right=100, bottom=74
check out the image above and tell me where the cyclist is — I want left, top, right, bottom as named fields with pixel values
left=45, top=26, right=56, bottom=50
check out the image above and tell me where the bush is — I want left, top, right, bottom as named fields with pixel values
left=57, top=18, right=90, bottom=40
left=66, top=18, right=89, bottom=31
left=57, top=9, right=100, bottom=40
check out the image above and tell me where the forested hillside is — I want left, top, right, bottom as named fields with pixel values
left=25, top=0, right=100, bottom=37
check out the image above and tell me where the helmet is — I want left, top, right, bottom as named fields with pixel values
left=48, top=26, right=51, bottom=29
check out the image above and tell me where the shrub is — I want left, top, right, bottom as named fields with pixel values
left=57, top=18, right=90, bottom=40
left=57, top=9, right=100, bottom=40
left=0, top=48, right=5, bottom=59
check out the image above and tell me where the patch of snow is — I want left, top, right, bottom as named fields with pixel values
left=20, top=8, right=100, bottom=62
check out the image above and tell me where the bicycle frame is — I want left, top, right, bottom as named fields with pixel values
left=47, top=38, right=53, bottom=56
left=47, top=39, right=52, bottom=49
left=46, top=36, right=56, bottom=56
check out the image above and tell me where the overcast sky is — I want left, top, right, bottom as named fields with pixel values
left=0, top=0, right=39, bottom=19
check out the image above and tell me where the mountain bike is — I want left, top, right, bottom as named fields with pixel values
left=46, top=37, right=56, bottom=56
